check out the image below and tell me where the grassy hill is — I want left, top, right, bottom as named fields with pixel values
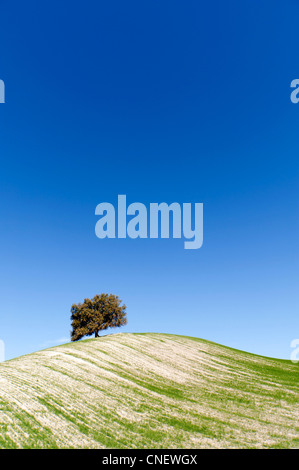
left=0, top=333, right=298, bottom=449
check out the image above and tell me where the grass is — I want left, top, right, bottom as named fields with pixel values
left=0, top=332, right=298, bottom=449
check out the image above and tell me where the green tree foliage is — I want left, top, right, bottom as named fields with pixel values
left=70, top=293, right=127, bottom=341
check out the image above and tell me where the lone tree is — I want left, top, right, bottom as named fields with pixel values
left=70, top=293, right=127, bottom=341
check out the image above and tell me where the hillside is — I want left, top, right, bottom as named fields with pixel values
left=0, top=333, right=298, bottom=449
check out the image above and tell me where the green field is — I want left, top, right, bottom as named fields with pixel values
left=0, top=333, right=298, bottom=448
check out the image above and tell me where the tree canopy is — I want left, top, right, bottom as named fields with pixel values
left=70, top=293, right=127, bottom=341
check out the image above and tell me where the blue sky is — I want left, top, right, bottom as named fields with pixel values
left=0, top=0, right=298, bottom=360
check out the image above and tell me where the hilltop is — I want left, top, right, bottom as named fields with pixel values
left=0, top=333, right=298, bottom=448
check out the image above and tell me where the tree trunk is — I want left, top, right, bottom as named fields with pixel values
left=95, top=330, right=99, bottom=338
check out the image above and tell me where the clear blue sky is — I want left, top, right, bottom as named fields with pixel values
left=0, top=1, right=298, bottom=360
